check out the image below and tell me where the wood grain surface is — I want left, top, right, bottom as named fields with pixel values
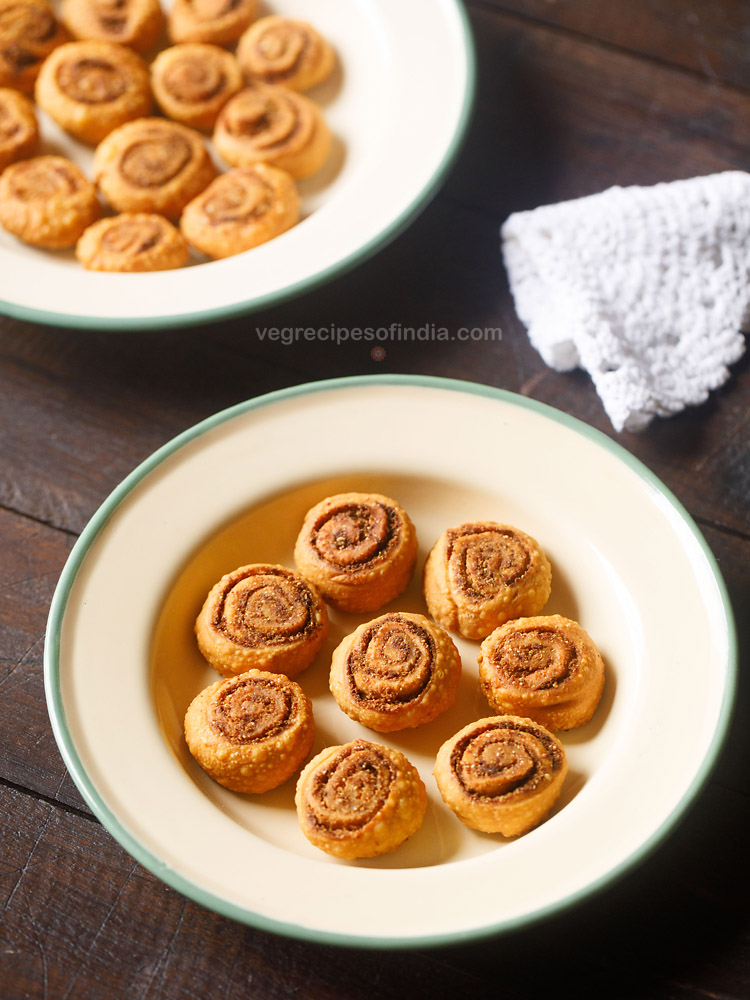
left=483, top=0, right=750, bottom=88
left=0, top=2, right=748, bottom=998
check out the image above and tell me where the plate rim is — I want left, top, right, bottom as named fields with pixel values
left=0, top=1, right=476, bottom=332
left=43, top=374, right=738, bottom=948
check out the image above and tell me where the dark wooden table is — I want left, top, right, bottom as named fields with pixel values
left=2, top=2, right=749, bottom=997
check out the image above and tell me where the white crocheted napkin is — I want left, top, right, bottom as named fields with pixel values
left=501, top=172, right=750, bottom=431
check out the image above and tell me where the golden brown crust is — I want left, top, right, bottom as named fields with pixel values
left=93, top=116, right=216, bottom=219
left=195, top=563, right=329, bottom=679
left=0, top=0, right=68, bottom=95
left=60, top=0, right=164, bottom=53
left=434, top=715, right=568, bottom=836
left=236, top=16, right=335, bottom=92
left=478, top=614, right=605, bottom=730
left=76, top=212, right=189, bottom=271
left=329, top=612, right=462, bottom=732
left=35, top=40, right=152, bottom=145
left=0, top=86, right=37, bottom=171
left=167, top=0, right=256, bottom=46
left=423, top=521, right=552, bottom=640
left=294, top=492, right=418, bottom=614
left=0, top=154, right=98, bottom=247
left=213, top=83, right=330, bottom=179
left=184, top=670, right=315, bottom=794
left=151, top=43, right=242, bottom=132
left=180, top=163, right=298, bottom=259
left=295, top=739, right=427, bottom=858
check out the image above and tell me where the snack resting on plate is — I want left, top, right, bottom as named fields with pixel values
left=0, top=154, right=98, bottom=246
left=0, top=87, right=38, bottom=171
left=329, top=611, right=461, bottom=732
left=60, top=0, right=164, bottom=53
left=294, top=491, right=418, bottom=614
left=295, top=738, right=427, bottom=858
left=93, top=116, right=217, bottom=218
left=180, top=163, right=299, bottom=258
left=185, top=669, right=315, bottom=793
left=423, top=521, right=552, bottom=640
left=478, top=614, right=605, bottom=731
left=195, top=562, right=329, bottom=679
left=35, top=40, right=153, bottom=145
left=76, top=212, right=190, bottom=271
left=167, top=0, right=257, bottom=47
left=0, top=0, right=68, bottom=95
left=236, top=16, right=335, bottom=92
left=213, top=82, right=331, bottom=179
left=150, top=43, right=243, bottom=132
left=434, top=715, right=568, bottom=836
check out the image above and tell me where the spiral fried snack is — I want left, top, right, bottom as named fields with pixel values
left=294, top=492, right=418, bottom=614
left=296, top=739, right=427, bottom=858
left=60, top=0, right=163, bottom=53
left=184, top=670, right=315, bottom=794
left=151, top=43, right=242, bottom=132
left=434, top=716, right=567, bottom=836
left=35, top=40, right=152, bottom=145
left=76, top=212, right=189, bottom=271
left=168, top=0, right=256, bottom=46
left=330, top=612, right=461, bottom=732
left=93, top=116, right=216, bottom=218
left=0, top=87, right=37, bottom=171
left=195, top=563, right=329, bottom=679
left=479, top=615, right=605, bottom=731
left=237, top=16, right=334, bottom=92
left=0, top=154, right=98, bottom=247
left=214, top=82, right=330, bottom=179
left=180, top=163, right=298, bottom=259
left=0, top=0, right=68, bottom=94
left=423, top=521, right=552, bottom=640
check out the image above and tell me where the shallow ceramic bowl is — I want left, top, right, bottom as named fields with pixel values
left=45, top=376, right=736, bottom=947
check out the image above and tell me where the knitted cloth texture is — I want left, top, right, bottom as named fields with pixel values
left=501, top=172, right=749, bottom=431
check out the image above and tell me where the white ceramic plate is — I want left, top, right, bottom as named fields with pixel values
left=45, top=376, right=736, bottom=947
left=0, top=1, right=474, bottom=329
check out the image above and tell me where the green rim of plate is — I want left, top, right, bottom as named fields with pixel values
left=0, top=2, right=477, bottom=331
left=44, top=374, right=738, bottom=949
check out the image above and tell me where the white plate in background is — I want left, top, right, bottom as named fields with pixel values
left=0, top=1, right=475, bottom=328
